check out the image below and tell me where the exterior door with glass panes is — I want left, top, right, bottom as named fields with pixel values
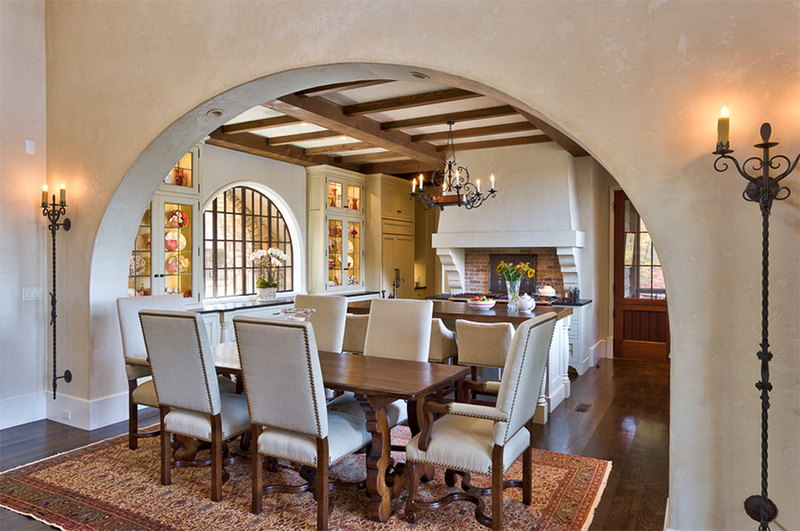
left=127, top=149, right=200, bottom=304
left=613, top=190, right=670, bottom=360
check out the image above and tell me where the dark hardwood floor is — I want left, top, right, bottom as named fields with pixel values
left=0, top=358, right=669, bottom=530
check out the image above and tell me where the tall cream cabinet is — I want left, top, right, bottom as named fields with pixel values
left=366, top=174, right=415, bottom=299
left=306, top=166, right=366, bottom=294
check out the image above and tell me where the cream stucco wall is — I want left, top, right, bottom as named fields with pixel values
left=0, top=1, right=798, bottom=529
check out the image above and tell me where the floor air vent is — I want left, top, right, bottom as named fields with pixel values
left=574, top=403, right=592, bottom=413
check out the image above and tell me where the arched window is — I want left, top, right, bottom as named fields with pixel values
left=203, top=186, right=293, bottom=298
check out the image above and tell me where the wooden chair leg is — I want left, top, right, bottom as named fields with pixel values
left=211, top=415, right=223, bottom=502
left=523, top=421, right=533, bottom=505
left=317, top=438, right=330, bottom=531
left=251, top=425, right=263, bottom=514
left=129, top=381, right=138, bottom=450
left=159, top=406, right=171, bottom=486
left=404, top=461, right=421, bottom=524
left=491, top=445, right=504, bottom=531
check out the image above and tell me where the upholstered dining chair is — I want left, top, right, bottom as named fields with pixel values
left=404, top=312, right=559, bottom=530
left=233, top=316, right=371, bottom=530
left=455, top=319, right=515, bottom=403
left=294, top=294, right=348, bottom=352
left=116, top=294, right=184, bottom=449
left=139, top=309, right=250, bottom=502
left=328, top=299, right=433, bottom=429
left=117, top=295, right=236, bottom=450
left=342, top=313, right=369, bottom=354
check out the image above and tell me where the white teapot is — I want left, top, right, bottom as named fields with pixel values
left=516, top=293, right=535, bottom=312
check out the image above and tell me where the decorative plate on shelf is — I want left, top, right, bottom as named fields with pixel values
left=166, top=209, right=189, bottom=228
left=165, top=255, right=190, bottom=274
left=347, top=241, right=354, bottom=253
left=129, top=256, right=147, bottom=276
left=165, top=231, right=187, bottom=251
left=346, top=255, right=354, bottom=269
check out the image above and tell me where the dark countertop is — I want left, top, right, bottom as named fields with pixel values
left=196, top=291, right=381, bottom=314
left=348, top=299, right=572, bottom=325
left=426, top=293, right=592, bottom=307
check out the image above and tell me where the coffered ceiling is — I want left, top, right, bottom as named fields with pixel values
left=206, top=79, right=587, bottom=179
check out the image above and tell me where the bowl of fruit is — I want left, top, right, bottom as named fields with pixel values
left=467, top=296, right=496, bottom=310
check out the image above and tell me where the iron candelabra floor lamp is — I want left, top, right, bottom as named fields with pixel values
left=41, top=187, right=73, bottom=399
left=713, top=118, right=798, bottom=531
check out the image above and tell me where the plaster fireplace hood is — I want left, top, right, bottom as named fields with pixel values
left=432, top=230, right=585, bottom=293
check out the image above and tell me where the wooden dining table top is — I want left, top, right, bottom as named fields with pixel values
left=212, top=343, right=469, bottom=402
left=347, top=298, right=572, bottom=325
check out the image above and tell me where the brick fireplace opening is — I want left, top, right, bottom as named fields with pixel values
left=463, top=247, right=565, bottom=296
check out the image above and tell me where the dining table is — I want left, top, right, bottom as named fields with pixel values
left=212, top=342, right=469, bottom=523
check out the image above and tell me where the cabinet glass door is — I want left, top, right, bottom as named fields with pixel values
left=163, top=202, right=193, bottom=298
left=346, top=221, right=361, bottom=286
left=328, top=219, right=342, bottom=287
left=128, top=205, right=152, bottom=296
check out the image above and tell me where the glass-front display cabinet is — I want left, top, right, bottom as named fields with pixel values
left=306, top=165, right=365, bottom=294
left=128, top=148, right=201, bottom=303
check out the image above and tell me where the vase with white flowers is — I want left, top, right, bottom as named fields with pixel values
left=250, top=247, right=289, bottom=301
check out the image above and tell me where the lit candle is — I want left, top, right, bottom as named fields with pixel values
left=60, top=183, right=66, bottom=205
left=490, top=174, right=496, bottom=190
left=419, top=174, right=424, bottom=192
left=41, top=185, right=48, bottom=207
left=412, top=177, right=417, bottom=194
left=717, top=105, right=730, bottom=148
left=477, top=178, right=481, bottom=194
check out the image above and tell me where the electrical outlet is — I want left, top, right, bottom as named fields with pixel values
left=22, top=287, right=43, bottom=301
left=61, top=409, right=71, bottom=420
left=25, top=139, right=36, bottom=154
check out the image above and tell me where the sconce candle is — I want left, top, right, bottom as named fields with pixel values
left=41, top=185, right=48, bottom=208
left=490, top=173, right=496, bottom=190
left=60, top=184, right=66, bottom=205
left=412, top=177, right=417, bottom=194
left=717, top=105, right=730, bottom=149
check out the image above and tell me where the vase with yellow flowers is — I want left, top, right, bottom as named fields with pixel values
left=496, top=261, right=535, bottom=310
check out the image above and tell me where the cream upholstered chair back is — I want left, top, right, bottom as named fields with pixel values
left=117, top=295, right=184, bottom=379
left=364, top=299, right=433, bottom=362
left=294, top=294, right=347, bottom=353
left=342, top=313, right=369, bottom=354
left=234, top=317, right=328, bottom=439
left=454, top=320, right=514, bottom=369
left=493, top=312, right=558, bottom=445
left=428, top=318, right=458, bottom=363
left=139, top=309, right=221, bottom=415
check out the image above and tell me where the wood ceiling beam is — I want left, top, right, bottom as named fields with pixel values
left=380, top=105, right=518, bottom=131
left=268, top=94, right=444, bottom=166
left=267, top=130, right=343, bottom=146
left=514, top=108, right=589, bottom=157
left=343, top=88, right=481, bottom=116
left=221, top=116, right=301, bottom=134
left=360, top=160, right=442, bottom=175
left=206, top=129, right=361, bottom=172
left=412, top=121, right=538, bottom=142
left=297, top=80, right=394, bottom=98
left=304, top=142, right=374, bottom=155
left=438, top=135, right=552, bottom=152
left=337, top=152, right=405, bottom=163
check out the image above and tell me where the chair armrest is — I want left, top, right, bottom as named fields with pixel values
left=448, top=402, right=509, bottom=422
left=125, top=356, right=150, bottom=368
left=418, top=400, right=450, bottom=452
left=462, top=379, right=500, bottom=396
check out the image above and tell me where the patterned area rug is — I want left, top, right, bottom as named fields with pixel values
left=0, top=427, right=610, bottom=531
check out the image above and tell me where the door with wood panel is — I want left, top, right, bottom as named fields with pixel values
left=613, top=190, right=670, bottom=360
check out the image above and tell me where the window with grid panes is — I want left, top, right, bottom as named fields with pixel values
left=203, top=186, right=293, bottom=298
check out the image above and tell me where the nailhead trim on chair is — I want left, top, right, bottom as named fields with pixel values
left=447, top=404, right=509, bottom=422
left=407, top=455, right=493, bottom=477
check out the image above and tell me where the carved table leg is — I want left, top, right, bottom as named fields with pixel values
left=357, top=395, right=394, bottom=522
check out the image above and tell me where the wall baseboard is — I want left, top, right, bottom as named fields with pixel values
left=44, top=391, right=129, bottom=431
left=0, top=392, right=47, bottom=430
left=590, top=339, right=606, bottom=366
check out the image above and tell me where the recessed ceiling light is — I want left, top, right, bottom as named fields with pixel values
left=299, top=122, right=310, bottom=127
left=410, top=71, right=430, bottom=80
left=206, top=109, right=224, bottom=118
left=340, top=136, right=349, bottom=140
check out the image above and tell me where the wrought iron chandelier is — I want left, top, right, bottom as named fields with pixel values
left=409, top=121, right=497, bottom=210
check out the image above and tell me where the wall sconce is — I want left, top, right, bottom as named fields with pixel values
left=41, top=184, right=73, bottom=399
left=712, top=108, right=798, bottom=530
